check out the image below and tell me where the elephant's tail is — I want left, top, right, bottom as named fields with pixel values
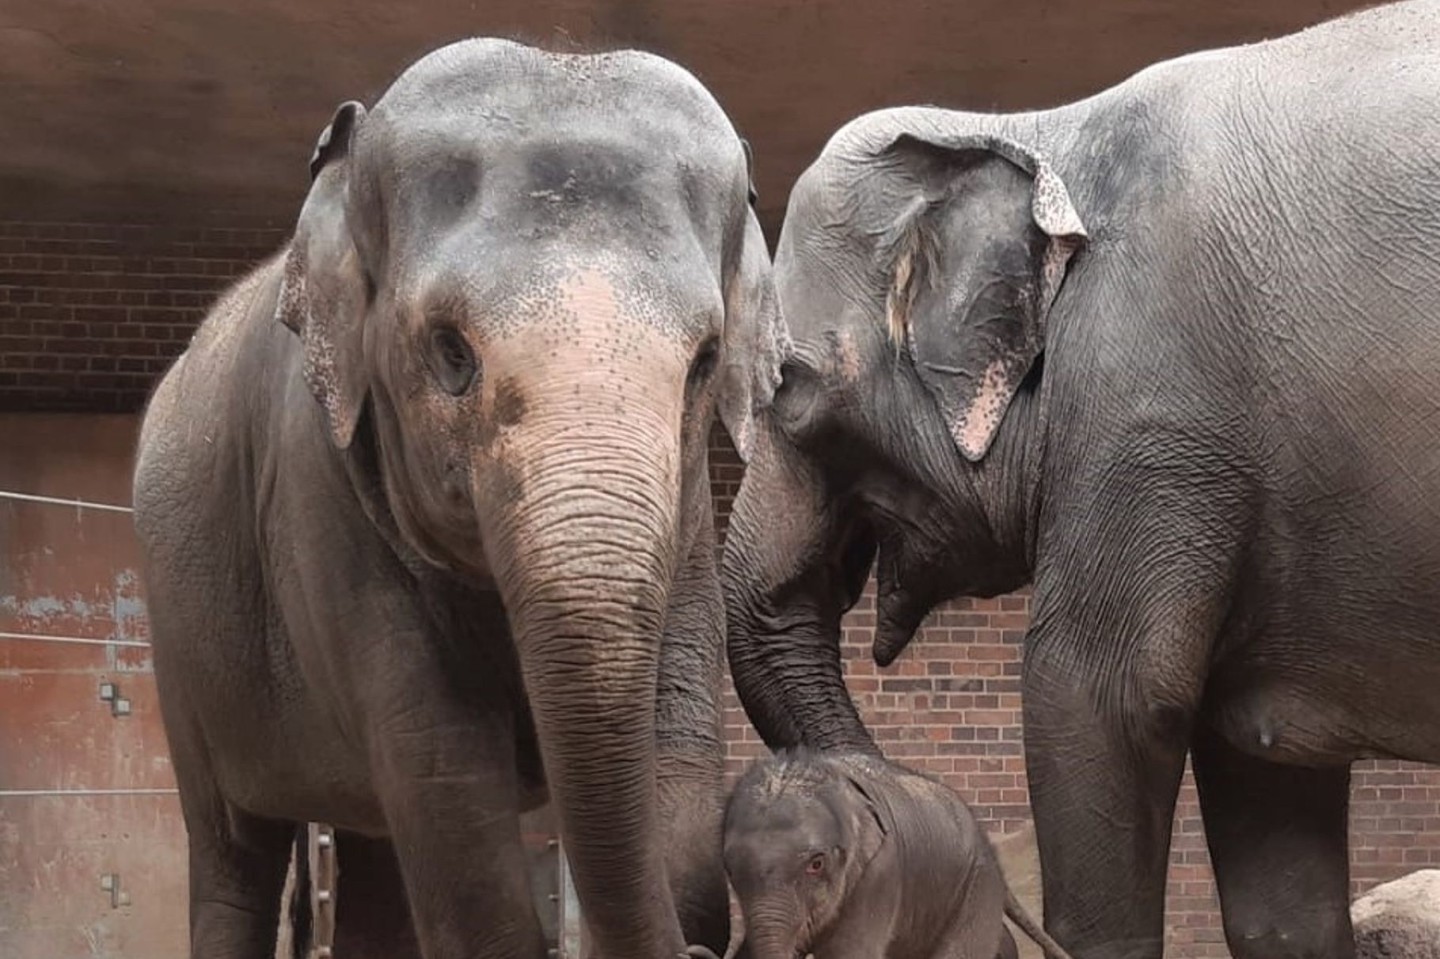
left=1004, top=888, right=1075, bottom=959
left=286, top=823, right=314, bottom=959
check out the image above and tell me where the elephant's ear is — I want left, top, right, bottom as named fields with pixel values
left=877, top=131, right=1086, bottom=461
left=718, top=142, right=790, bottom=464
left=719, top=209, right=789, bottom=463
left=275, top=100, right=371, bottom=449
left=841, top=772, right=888, bottom=868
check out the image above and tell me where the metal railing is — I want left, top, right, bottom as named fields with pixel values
left=0, top=487, right=148, bottom=651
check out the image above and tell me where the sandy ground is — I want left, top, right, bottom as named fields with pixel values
left=993, top=822, right=1047, bottom=959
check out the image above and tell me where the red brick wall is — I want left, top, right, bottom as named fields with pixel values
left=3, top=218, right=1438, bottom=954
left=0, top=220, right=287, bottom=413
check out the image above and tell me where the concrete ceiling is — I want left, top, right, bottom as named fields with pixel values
left=2, top=0, right=1368, bottom=232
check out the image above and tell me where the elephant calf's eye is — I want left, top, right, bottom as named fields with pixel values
left=805, top=854, right=826, bottom=877
left=428, top=326, right=479, bottom=396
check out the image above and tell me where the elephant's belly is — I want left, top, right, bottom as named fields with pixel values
left=1202, top=641, right=1440, bottom=765
left=209, top=703, right=390, bottom=835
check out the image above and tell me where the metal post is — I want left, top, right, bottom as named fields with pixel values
left=311, top=822, right=337, bottom=957
left=556, top=843, right=584, bottom=959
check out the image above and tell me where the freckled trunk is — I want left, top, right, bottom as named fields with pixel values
left=721, top=432, right=878, bottom=755
left=478, top=367, right=686, bottom=957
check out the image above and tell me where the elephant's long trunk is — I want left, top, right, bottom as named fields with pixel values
left=720, top=432, right=878, bottom=755
left=722, top=876, right=746, bottom=959
left=478, top=338, right=688, bottom=957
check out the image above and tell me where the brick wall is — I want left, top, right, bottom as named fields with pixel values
left=4, top=218, right=1439, bottom=955
left=0, top=220, right=287, bottom=413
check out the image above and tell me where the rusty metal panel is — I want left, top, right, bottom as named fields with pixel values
left=0, top=413, right=582, bottom=958
left=0, top=413, right=186, bottom=959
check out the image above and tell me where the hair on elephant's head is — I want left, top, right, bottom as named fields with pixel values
left=274, top=39, right=784, bottom=959
left=721, top=112, right=1085, bottom=752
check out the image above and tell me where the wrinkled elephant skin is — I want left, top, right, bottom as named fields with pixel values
left=133, top=38, right=783, bottom=959
left=721, top=750, right=1071, bottom=959
left=722, top=4, right=1440, bottom=959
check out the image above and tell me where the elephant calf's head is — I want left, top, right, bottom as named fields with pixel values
left=722, top=749, right=889, bottom=959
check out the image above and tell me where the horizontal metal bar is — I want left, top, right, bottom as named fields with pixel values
left=0, top=788, right=177, bottom=797
left=0, top=490, right=133, bottom=514
left=0, top=631, right=150, bottom=649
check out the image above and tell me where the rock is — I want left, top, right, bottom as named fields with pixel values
left=1353, top=869, right=1440, bottom=959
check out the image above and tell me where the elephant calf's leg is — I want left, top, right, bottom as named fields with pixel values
left=1191, top=726, right=1354, bottom=959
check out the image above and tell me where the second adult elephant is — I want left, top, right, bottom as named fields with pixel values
left=133, top=39, right=782, bottom=959
left=722, top=4, right=1440, bottom=959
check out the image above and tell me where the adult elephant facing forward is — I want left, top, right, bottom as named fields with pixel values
left=723, top=4, right=1440, bottom=959
left=133, top=39, right=782, bottom=959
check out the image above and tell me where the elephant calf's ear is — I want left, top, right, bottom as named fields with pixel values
left=719, top=209, right=790, bottom=463
left=275, top=100, right=371, bottom=449
left=880, top=131, right=1086, bottom=462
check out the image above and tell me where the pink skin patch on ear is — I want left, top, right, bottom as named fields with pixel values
left=834, top=330, right=862, bottom=382
left=956, top=359, right=1010, bottom=459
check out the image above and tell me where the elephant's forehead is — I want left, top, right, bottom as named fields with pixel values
left=366, top=51, right=739, bottom=188
left=415, top=249, right=718, bottom=345
left=377, top=39, right=734, bottom=137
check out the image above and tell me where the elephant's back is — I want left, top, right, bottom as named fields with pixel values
left=133, top=250, right=291, bottom=544
left=885, top=769, right=986, bottom=881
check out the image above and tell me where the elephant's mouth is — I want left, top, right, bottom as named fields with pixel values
left=872, top=541, right=942, bottom=666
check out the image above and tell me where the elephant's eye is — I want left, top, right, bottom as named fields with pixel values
left=428, top=326, right=479, bottom=396
left=804, top=853, right=826, bottom=877
left=687, top=337, right=721, bottom=390
left=771, top=359, right=820, bottom=437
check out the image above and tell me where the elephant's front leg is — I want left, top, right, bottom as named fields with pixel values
left=1022, top=552, right=1226, bottom=959
left=656, top=511, right=730, bottom=955
left=369, top=689, right=546, bottom=959
left=1023, top=652, right=1190, bottom=959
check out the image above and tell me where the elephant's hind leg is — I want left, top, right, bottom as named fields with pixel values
left=1191, top=725, right=1354, bottom=959
left=331, top=831, right=423, bottom=959
left=182, top=789, right=294, bottom=959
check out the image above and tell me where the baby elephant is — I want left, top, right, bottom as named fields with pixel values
left=698, top=749, right=1073, bottom=959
